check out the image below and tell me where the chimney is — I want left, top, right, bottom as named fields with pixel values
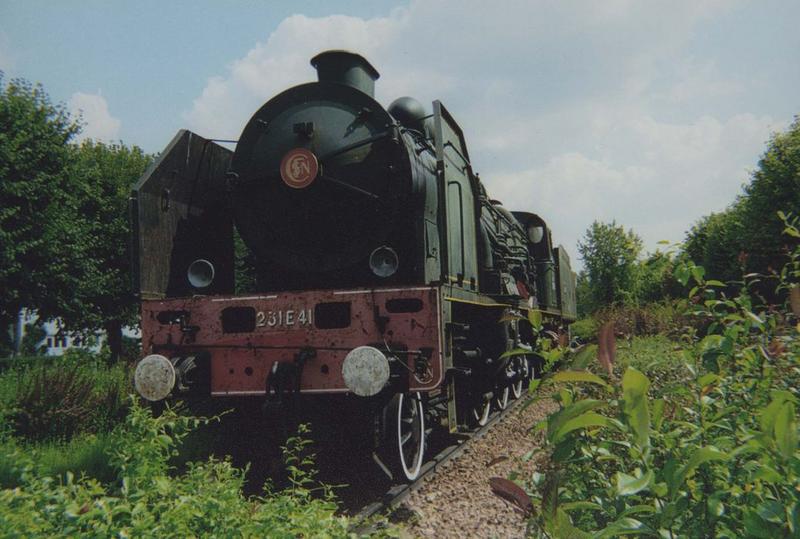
left=310, top=50, right=380, bottom=97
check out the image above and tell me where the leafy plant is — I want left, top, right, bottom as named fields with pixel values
left=0, top=400, right=365, bottom=538
left=0, top=354, right=131, bottom=441
left=525, top=218, right=800, bottom=538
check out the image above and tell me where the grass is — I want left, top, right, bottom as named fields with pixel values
left=0, top=432, right=117, bottom=488
left=613, top=335, right=691, bottom=398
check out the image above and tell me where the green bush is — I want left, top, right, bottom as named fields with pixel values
left=570, top=318, right=598, bottom=342
left=525, top=238, right=800, bottom=537
left=593, top=301, right=688, bottom=338
left=0, top=353, right=131, bottom=442
left=0, top=401, right=362, bottom=538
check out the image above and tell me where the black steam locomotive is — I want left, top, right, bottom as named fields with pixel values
left=131, top=50, right=576, bottom=481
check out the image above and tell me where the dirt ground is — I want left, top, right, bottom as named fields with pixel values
left=397, top=397, right=557, bottom=538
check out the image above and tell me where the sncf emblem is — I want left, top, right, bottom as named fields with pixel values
left=280, top=148, right=318, bottom=189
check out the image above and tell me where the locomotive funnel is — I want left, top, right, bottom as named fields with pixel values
left=311, top=50, right=380, bottom=97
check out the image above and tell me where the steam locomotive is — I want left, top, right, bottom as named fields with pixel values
left=131, top=50, right=576, bottom=481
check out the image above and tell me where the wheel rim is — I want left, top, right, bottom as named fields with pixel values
left=496, top=385, right=509, bottom=410
left=397, top=392, right=425, bottom=480
left=472, top=395, right=491, bottom=426
left=511, top=357, right=529, bottom=399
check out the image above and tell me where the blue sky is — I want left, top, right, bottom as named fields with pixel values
left=2, top=1, right=798, bottom=266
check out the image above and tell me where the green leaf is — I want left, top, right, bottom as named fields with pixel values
left=561, top=501, right=603, bottom=512
left=774, top=400, right=798, bottom=460
left=547, top=399, right=607, bottom=440
left=552, top=412, right=620, bottom=444
left=592, top=518, right=652, bottom=538
left=699, top=334, right=723, bottom=353
left=651, top=398, right=665, bottom=431
left=675, top=264, right=690, bottom=286
left=706, top=279, right=726, bottom=287
left=756, top=500, right=785, bottom=524
left=707, top=495, right=725, bottom=518
left=615, top=469, right=654, bottom=496
left=698, top=373, right=719, bottom=387
left=548, top=508, right=591, bottom=539
left=670, top=446, right=728, bottom=498
left=528, top=309, right=543, bottom=329
left=789, top=503, right=799, bottom=535
left=618, top=504, right=657, bottom=518
left=751, top=464, right=783, bottom=484
left=500, top=347, right=531, bottom=359
left=622, top=368, right=650, bottom=449
left=550, top=370, right=610, bottom=389
left=744, top=509, right=784, bottom=538
left=691, top=265, right=705, bottom=284
left=760, top=391, right=797, bottom=433
left=745, top=310, right=764, bottom=326
left=569, top=344, right=598, bottom=370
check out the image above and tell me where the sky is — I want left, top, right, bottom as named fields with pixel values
left=2, top=0, right=798, bottom=269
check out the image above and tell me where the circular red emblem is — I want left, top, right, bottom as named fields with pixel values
left=280, top=148, right=318, bottom=189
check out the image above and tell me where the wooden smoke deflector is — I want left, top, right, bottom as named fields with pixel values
left=130, top=130, right=234, bottom=299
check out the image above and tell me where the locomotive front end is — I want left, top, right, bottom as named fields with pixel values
left=132, top=50, right=443, bottom=405
left=229, top=51, right=429, bottom=290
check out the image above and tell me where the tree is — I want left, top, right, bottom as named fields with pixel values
left=0, top=75, right=81, bottom=354
left=683, top=207, right=745, bottom=283
left=634, top=250, right=680, bottom=303
left=739, top=116, right=800, bottom=276
left=48, top=141, right=152, bottom=361
left=577, top=220, right=642, bottom=312
left=683, top=117, right=800, bottom=291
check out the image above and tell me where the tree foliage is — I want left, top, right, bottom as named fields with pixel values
left=577, top=221, right=643, bottom=312
left=53, top=141, right=152, bottom=359
left=1, top=76, right=151, bottom=359
left=0, top=75, right=81, bottom=335
left=684, top=117, right=800, bottom=289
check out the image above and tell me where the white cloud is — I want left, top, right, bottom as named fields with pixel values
left=68, top=92, right=121, bottom=142
left=183, top=0, right=787, bottom=269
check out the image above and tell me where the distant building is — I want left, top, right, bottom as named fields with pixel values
left=19, top=309, right=139, bottom=356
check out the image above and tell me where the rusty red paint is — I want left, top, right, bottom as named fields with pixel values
left=140, top=286, right=442, bottom=396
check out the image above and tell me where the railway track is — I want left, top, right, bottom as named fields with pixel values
left=350, top=394, right=527, bottom=532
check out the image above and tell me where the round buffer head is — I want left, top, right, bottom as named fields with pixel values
left=342, top=346, right=390, bottom=397
left=134, top=354, right=176, bottom=402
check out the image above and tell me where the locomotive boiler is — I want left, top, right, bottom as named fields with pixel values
left=131, top=50, right=577, bottom=481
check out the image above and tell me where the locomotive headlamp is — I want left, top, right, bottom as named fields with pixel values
left=527, top=225, right=544, bottom=244
left=134, top=354, right=176, bottom=402
left=369, top=246, right=399, bottom=278
left=342, top=346, right=390, bottom=397
left=187, top=259, right=215, bottom=288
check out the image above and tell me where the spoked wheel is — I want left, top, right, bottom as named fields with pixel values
left=495, top=385, right=510, bottom=410
left=471, top=393, right=492, bottom=427
left=511, top=357, right=530, bottom=399
left=388, top=392, right=426, bottom=481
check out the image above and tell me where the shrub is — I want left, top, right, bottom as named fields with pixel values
left=525, top=233, right=800, bottom=537
left=570, top=318, right=598, bottom=343
left=0, top=353, right=131, bottom=442
left=593, top=301, right=688, bottom=338
left=0, top=401, right=362, bottom=538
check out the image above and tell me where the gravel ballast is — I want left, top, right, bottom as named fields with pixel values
left=400, top=397, right=557, bottom=538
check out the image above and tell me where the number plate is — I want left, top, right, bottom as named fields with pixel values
left=255, top=308, right=313, bottom=329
